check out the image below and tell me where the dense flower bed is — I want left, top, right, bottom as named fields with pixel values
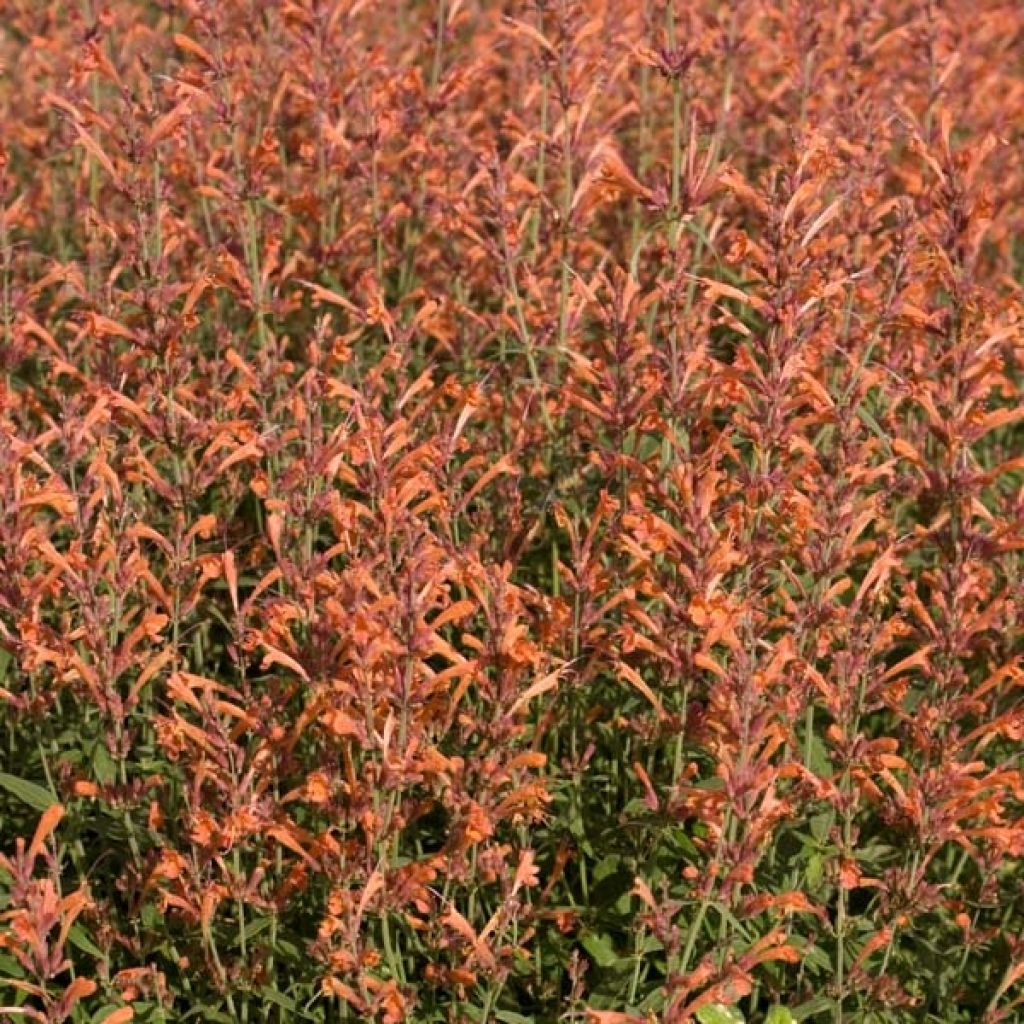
left=1, top=2, right=1022, bottom=1022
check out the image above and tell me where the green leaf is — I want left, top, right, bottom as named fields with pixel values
left=793, top=996, right=834, bottom=1020
left=0, top=952, right=25, bottom=978
left=696, top=1004, right=745, bottom=1024
left=243, top=915, right=272, bottom=942
left=0, top=772, right=56, bottom=811
left=92, top=743, right=117, bottom=786
left=855, top=404, right=890, bottom=449
left=806, top=851, right=824, bottom=890
left=141, top=904, right=163, bottom=931
left=766, top=1009, right=797, bottom=1024
left=580, top=931, right=618, bottom=968
left=273, top=936, right=301, bottom=958
left=809, top=809, right=834, bottom=843
left=592, top=854, right=623, bottom=881
left=259, top=988, right=297, bottom=1012
left=799, top=942, right=833, bottom=972
left=69, top=923, right=106, bottom=960
left=93, top=1006, right=132, bottom=1023
left=695, top=776, right=725, bottom=791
